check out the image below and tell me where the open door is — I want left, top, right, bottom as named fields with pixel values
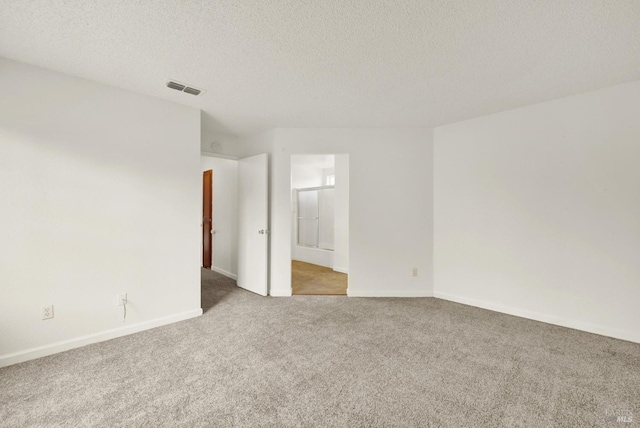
left=202, top=169, right=212, bottom=269
left=237, top=153, right=269, bottom=296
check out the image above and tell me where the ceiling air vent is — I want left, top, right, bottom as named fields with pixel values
left=167, top=81, right=186, bottom=91
left=166, top=80, right=203, bottom=96
left=183, top=87, right=201, bottom=96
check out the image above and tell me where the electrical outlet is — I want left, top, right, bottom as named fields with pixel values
left=116, top=293, right=127, bottom=306
left=42, top=305, right=54, bottom=320
left=412, top=268, right=418, bottom=277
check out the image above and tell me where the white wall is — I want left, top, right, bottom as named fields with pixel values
left=0, top=58, right=202, bottom=366
left=291, top=163, right=323, bottom=189
left=200, top=155, right=238, bottom=279
left=434, top=80, right=640, bottom=343
left=333, top=154, right=350, bottom=274
left=241, top=128, right=433, bottom=297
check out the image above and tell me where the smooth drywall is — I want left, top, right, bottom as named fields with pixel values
left=200, top=156, right=239, bottom=279
left=0, top=58, right=202, bottom=366
left=434, top=80, right=640, bottom=343
left=333, top=154, right=350, bottom=274
left=241, top=128, right=433, bottom=297
left=291, top=163, right=324, bottom=189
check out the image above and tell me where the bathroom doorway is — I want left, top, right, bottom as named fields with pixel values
left=291, top=154, right=349, bottom=295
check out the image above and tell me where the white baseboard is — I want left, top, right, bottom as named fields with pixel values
left=211, top=266, right=237, bottom=280
left=348, top=289, right=433, bottom=297
left=333, top=266, right=349, bottom=274
left=0, top=308, right=203, bottom=368
left=270, top=288, right=292, bottom=297
left=433, top=291, right=640, bottom=344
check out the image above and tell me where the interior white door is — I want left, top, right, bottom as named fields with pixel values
left=237, top=153, right=269, bottom=296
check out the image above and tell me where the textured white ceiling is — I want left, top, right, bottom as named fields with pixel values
left=1, top=1, right=639, bottom=139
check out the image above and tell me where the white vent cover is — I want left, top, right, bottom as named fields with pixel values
left=166, top=80, right=203, bottom=96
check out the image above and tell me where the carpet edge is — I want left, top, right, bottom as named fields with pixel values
left=434, top=291, right=640, bottom=343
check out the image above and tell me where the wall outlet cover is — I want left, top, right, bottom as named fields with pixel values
left=42, top=305, right=54, bottom=320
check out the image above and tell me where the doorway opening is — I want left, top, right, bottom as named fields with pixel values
left=202, top=169, right=213, bottom=269
left=291, top=154, right=349, bottom=295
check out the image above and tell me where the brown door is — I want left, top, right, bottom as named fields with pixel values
left=202, top=170, right=213, bottom=268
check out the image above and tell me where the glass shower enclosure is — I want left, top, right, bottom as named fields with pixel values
left=296, top=186, right=335, bottom=251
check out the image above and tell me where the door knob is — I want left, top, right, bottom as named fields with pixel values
left=258, top=229, right=264, bottom=234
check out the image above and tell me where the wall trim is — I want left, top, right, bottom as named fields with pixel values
left=434, top=291, right=640, bottom=344
left=270, top=288, right=293, bottom=297
left=211, top=266, right=237, bottom=280
left=348, top=290, right=433, bottom=298
left=0, top=308, right=203, bottom=368
left=333, top=266, right=349, bottom=274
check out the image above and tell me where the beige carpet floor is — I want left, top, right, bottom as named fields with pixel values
left=291, top=260, right=348, bottom=295
left=0, top=269, right=638, bottom=427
